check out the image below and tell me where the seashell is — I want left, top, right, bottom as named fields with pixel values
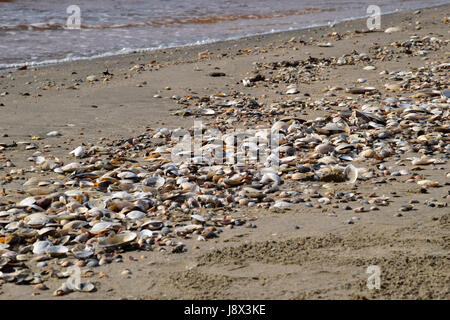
left=117, top=171, right=137, bottom=180
left=317, top=42, right=333, bottom=47
left=260, top=172, right=282, bottom=185
left=47, top=131, right=61, bottom=137
left=61, top=162, right=82, bottom=172
left=175, top=224, right=201, bottom=236
left=315, top=143, right=334, bottom=154
left=86, top=75, right=98, bottom=82
left=71, top=244, right=94, bottom=259
left=70, top=146, right=85, bottom=158
left=346, top=87, right=377, bottom=94
left=286, top=88, right=299, bottom=94
left=223, top=175, right=245, bottom=187
left=363, top=66, right=376, bottom=71
left=271, top=121, right=289, bottom=132
left=344, top=165, right=358, bottom=184
left=273, top=201, right=294, bottom=209
left=197, top=194, right=222, bottom=206
left=142, top=220, right=164, bottom=230
left=33, top=241, right=53, bottom=255
left=143, top=174, right=165, bottom=189
left=411, top=156, right=435, bottom=166
left=317, top=156, right=338, bottom=165
left=191, top=214, right=206, bottom=224
left=62, top=220, right=88, bottom=230
left=384, top=26, right=401, bottom=33
left=417, top=180, right=440, bottom=188
left=24, top=213, right=49, bottom=227
left=97, top=232, right=137, bottom=248
left=126, top=210, right=146, bottom=220
left=240, top=187, right=264, bottom=199
left=359, top=149, right=374, bottom=158
left=18, top=197, right=36, bottom=207
left=443, top=89, right=450, bottom=98
left=90, top=221, right=120, bottom=234
left=46, top=246, right=68, bottom=257
left=385, top=83, right=402, bottom=91
left=202, top=109, right=216, bottom=115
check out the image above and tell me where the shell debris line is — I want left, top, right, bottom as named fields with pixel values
left=0, top=32, right=449, bottom=294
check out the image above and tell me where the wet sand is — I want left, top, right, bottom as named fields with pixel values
left=0, top=5, right=449, bottom=299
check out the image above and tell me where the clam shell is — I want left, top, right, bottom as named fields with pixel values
left=191, top=214, right=206, bottom=224
left=32, top=241, right=53, bottom=255
left=90, top=221, right=120, bottom=234
left=97, top=232, right=137, bottom=248
left=18, top=197, right=36, bottom=207
left=46, top=245, right=68, bottom=257
left=71, top=244, right=94, bottom=259
left=143, top=175, right=165, bottom=189
left=24, top=213, right=49, bottom=227
left=126, top=210, right=146, bottom=220
left=70, top=146, right=85, bottom=158
left=411, top=156, right=435, bottom=166
left=344, top=165, right=358, bottom=184
left=142, top=220, right=164, bottom=230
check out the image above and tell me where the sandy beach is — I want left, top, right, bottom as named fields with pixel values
left=0, top=5, right=449, bottom=299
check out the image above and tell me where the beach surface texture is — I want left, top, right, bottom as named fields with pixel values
left=0, top=5, right=449, bottom=299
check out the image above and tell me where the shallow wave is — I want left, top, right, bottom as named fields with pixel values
left=0, top=8, right=335, bottom=31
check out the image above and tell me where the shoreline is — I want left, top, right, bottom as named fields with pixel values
left=1, top=2, right=449, bottom=73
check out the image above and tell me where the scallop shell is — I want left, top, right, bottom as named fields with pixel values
left=97, top=232, right=137, bottom=248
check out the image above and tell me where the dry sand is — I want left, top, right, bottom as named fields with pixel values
left=0, top=5, right=449, bottom=299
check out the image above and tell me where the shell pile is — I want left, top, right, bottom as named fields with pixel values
left=0, top=32, right=449, bottom=293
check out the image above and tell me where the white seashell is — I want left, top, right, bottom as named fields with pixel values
left=191, top=214, right=206, bottom=224
left=202, top=109, right=216, bottom=115
left=317, top=42, right=333, bottom=47
left=411, top=156, right=435, bottom=166
left=385, top=26, right=401, bottom=33
left=61, top=162, right=81, bottom=172
left=86, top=75, right=98, bottom=81
left=19, top=197, right=35, bottom=207
left=260, top=172, right=282, bottom=185
left=344, top=165, right=358, bottom=184
left=90, top=221, right=120, bottom=234
left=70, top=146, right=85, bottom=158
left=126, top=210, right=146, bottom=220
left=46, top=245, right=68, bottom=257
left=363, top=66, right=376, bottom=71
left=286, top=88, right=299, bottom=94
left=273, top=201, right=294, bottom=209
left=71, top=244, right=94, bottom=259
left=25, top=213, right=49, bottom=227
left=143, top=174, right=165, bottom=189
left=46, top=131, right=61, bottom=137
left=97, top=232, right=137, bottom=248
left=117, top=171, right=137, bottom=179
left=33, top=241, right=53, bottom=254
